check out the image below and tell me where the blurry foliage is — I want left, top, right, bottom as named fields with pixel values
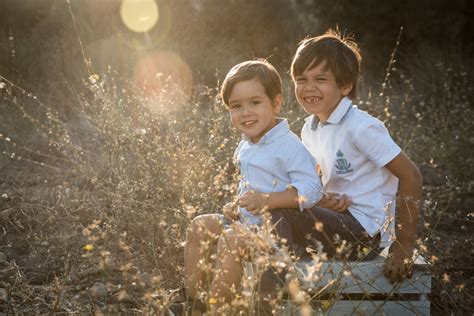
left=0, top=73, right=239, bottom=313
left=1, top=0, right=472, bottom=90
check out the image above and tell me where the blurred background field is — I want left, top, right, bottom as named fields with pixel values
left=0, top=0, right=472, bottom=314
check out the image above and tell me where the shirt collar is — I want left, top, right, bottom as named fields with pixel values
left=309, top=97, right=353, bottom=130
left=242, top=118, right=289, bottom=145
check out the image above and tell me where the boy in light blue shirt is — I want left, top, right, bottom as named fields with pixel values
left=177, top=59, right=327, bottom=313
left=234, top=117, right=322, bottom=226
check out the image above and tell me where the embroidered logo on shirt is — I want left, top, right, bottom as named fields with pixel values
left=335, top=150, right=353, bottom=174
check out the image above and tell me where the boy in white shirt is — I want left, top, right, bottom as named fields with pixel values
left=177, top=59, right=330, bottom=314
left=257, top=29, right=423, bottom=315
left=267, top=29, right=423, bottom=286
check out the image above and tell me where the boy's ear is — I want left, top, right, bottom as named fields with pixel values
left=341, top=83, right=353, bottom=96
left=273, top=94, right=283, bottom=113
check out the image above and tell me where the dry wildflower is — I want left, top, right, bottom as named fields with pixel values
left=419, top=243, right=428, bottom=253
left=288, top=279, right=305, bottom=303
left=336, top=240, right=347, bottom=255
left=1, top=194, right=8, bottom=199
left=298, top=194, right=308, bottom=204
left=455, top=283, right=465, bottom=291
left=119, top=239, right=130, bottom=252
left=120, top=262, right=133, bottom=273
left=83, top=244, right=94, bottom=251
left=143, top=291, right=153, bottom=302
left=208, top=297, right=217, bottom=305
left=320, top=300, right=332, bottom=310
left=442, top=273, right=450, bottom=283
left=117, top=289, right=128, bottom=301
left=89, top=74, right=100, bottom=84
left=314, top=222, right=324, bottom=232
left=152, top=275, right=162, bottom=285
left=185, top=205, right=197, bottom=218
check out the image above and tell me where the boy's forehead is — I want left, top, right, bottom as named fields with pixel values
left=305, top=58, right=330, bottom=73
left=228, top=79, right=265, bottom=101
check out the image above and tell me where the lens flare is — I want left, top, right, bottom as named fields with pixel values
left=120, top=0, right=159, bottom=33
left=133, top=51, right=193, bottom=113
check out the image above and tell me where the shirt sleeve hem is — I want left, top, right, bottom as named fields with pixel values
left=374, top=146, right=401, bottom=168
left=290, top=182, right=323, bottom=211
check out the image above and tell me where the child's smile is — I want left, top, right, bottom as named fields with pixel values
left=228, top=79, right=281, bottom=143
left=294, top=60, right=352, bottom=122
left=303, top=96, right=323, bottom=104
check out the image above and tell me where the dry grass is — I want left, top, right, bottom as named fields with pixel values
left=0, top=53, right=472, bottom=314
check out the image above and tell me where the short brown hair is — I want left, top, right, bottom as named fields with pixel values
left=221, top=59, right=282, bottom=106
left=291, top=29, right=362, bottom=99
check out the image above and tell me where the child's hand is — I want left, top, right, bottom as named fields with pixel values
left=238, top=191, right=269, bottom=215
left=317, top=192, right=351, bottom=212
left=223, top=201, right=240, bottom=220
left=384, top=241, right=414, bottom=283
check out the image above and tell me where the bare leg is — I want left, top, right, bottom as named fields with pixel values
left=209, top=226, right=248, bottom=307
left=184, top=214, right=224, bottom=300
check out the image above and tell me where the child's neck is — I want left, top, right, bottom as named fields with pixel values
left=317, top=97, right=345, bottom=123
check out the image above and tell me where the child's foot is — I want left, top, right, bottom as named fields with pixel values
left=167, top=291, right=206, bottom=316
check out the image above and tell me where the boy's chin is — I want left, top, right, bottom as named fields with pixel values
left=303, top=108, right=319, bottom=116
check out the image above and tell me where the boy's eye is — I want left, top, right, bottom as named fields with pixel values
left=229, top=103, right=241, bottom=110
left=250, top=100, right=261, bottom=106
left=295, top=77, right=306, bottom=83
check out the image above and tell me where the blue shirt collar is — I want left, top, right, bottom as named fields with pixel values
left=242, top=118, right=289, bottom=144
left=309, top=97, right=353, bottom=130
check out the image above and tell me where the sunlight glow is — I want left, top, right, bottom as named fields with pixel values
left=120, top=0, right=159, bottom=33
left=133, top=51, right=193, bottom=112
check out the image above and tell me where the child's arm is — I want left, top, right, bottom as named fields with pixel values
left=316, top=193, right=352, bottom=212
left=223, top=201, right=240, bottom=220
left=239, top=189, right=352, bottom=214
left=238, top=187, right=299, bottom=213
left=383, top=152, right=423, bottom=283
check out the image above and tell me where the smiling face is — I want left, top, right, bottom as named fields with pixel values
left=228, top=79, right=282, bottom=143
left=294, top=60, right=352, bottom=122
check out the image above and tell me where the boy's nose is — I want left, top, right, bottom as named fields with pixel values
left=304, top=83, right=317, bottom=91
left=241, top=104, right=252, bottom=115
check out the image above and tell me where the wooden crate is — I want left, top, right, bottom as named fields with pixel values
left=290, top=248, right=431, bottom=315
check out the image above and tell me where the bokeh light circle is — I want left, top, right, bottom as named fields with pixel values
left=133, top=51, right=193, bottom=113
left=120, top=0, right=159, bottom=33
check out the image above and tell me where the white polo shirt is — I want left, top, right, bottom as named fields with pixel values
left=301, top=97, right=401, bottom=247
left=235, top=119, right=323, bottom=225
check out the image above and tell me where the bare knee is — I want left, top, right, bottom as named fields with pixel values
left=216, top=228, right=248, bottom=259
left=188, top=214, right=223, bottom=242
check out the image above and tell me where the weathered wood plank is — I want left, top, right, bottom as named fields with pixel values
left=318, top=300, right=430, bottom=315
left=244, top=249, right=432, bottom=315
left=295, top=249, right=431, bottom=295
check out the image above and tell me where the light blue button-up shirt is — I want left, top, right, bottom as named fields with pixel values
left=234, top=119, right=323, bottom=225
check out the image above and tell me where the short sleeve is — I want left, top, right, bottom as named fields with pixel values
left=353, top=121, right=401, bottom=167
